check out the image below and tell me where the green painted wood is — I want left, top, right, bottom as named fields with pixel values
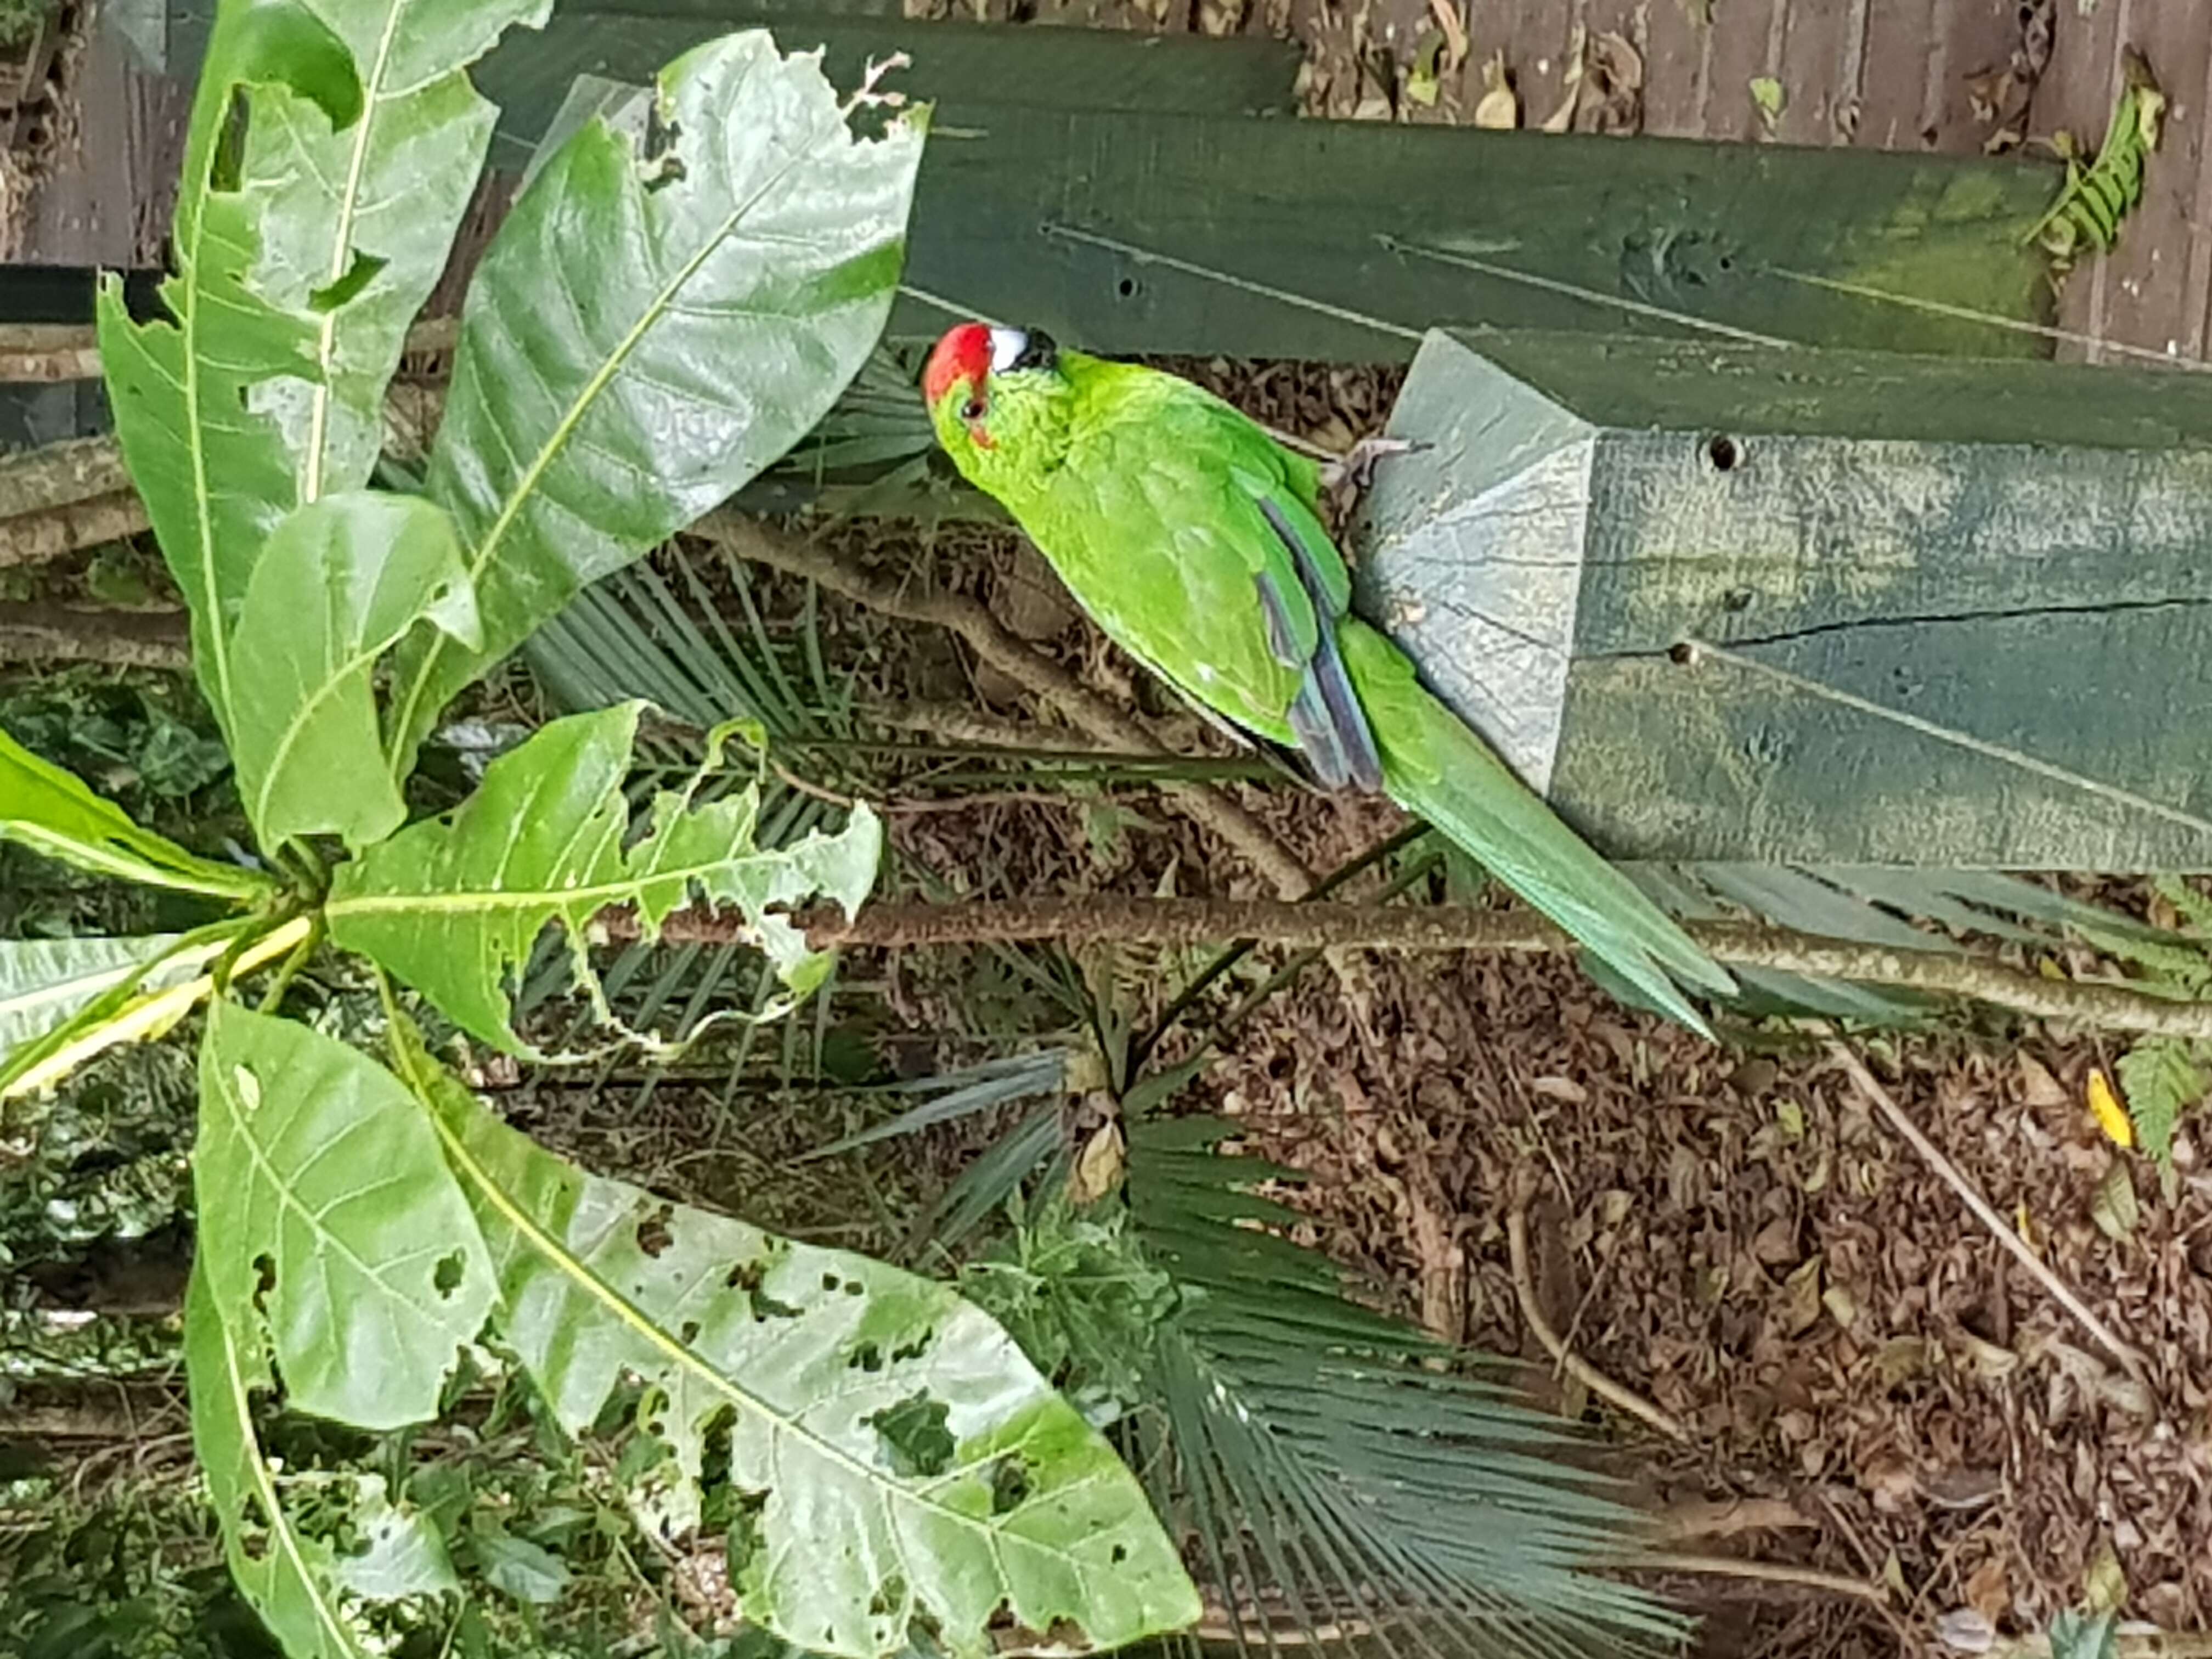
left=890, top=110, right=2062, bottom=361
left=1349, top=327, right=2212, bottom=870
left=473, top=14, right=1301, bottom=171
left=157, top=5, right=1302, bottom=173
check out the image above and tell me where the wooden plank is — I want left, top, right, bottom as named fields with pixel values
left=1640, top=1, right=1714, bottom=140
left=1773, top=0, right=1855, bottom=146
left=1850, top=0, right=1941, bottom=150
left=2090, top=7, right=2212, bottom=362
left=1699, top=0, right=1780, bottom=143
left=889, top=104, right=2060, bottom=362
left=1350, top=327, right=2212, bottom=870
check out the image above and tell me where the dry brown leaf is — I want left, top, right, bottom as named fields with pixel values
left=1069, top=1120, right=1126, bottom=1205
left=1782, top=1254, right=1823, bottom=1336
left=2018, top=1052, right=2068, bottom=1107
left=1582, top=30, right=1644, bottom=133
left=1473, top=50, right=1519, bottom=129
left=1540, top=24, right=1584, bottom=133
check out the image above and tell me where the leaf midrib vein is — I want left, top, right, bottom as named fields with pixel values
left=421, top=1086, right=1064, bottom=1583
left=383, top=101, right=846, bottom=776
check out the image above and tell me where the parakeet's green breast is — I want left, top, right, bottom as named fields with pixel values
left=941, top=348, right=1329, bottom=748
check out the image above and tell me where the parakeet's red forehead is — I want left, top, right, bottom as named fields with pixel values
left=924, top=323, right=991, bottom=407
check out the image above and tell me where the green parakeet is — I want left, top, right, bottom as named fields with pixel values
left=923, top=322, right=1733, bottom=1031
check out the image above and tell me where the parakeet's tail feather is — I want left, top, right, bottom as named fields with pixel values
left=1338, top=619, right=1734, bottom=1035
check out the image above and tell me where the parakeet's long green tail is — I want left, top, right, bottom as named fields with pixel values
left=1338, top=619, right=1735, bottom=1035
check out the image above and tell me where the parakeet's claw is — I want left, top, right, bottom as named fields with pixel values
left=1322, top=436, right=1425, bottom=495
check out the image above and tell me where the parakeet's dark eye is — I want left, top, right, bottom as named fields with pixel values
left=961, top=397, right=985, bottom=422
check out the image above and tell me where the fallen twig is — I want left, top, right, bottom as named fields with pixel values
left=1656, top=1498, right=1818, bottom=1541
left=700, top=510, right=1318, bottom=899
left=1825, top=1039, right=2153, bottom=1385
left=1621, top=1550, right=1889, bottom=1609
left=1505, top=1170, right=1688, bottom=1442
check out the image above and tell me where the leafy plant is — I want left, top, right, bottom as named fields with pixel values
left=2029, top=49, right=2163, bottom=270
left=6, top=5, right=1200, bottom=1655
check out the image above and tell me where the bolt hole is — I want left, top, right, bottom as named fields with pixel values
left=1115, top=276, right=1138, bottom=299
left=1706, top=435, right=1741, bottom=473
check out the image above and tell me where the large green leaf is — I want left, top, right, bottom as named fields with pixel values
left=326, top=703, right=881, bottom=1055
left=194, top=1002, right=495, bottom=1429
left=389, top=1021, right=1201, bottom=1659
left=0, top=726, right=272, bottom=901
left=228, top=491, right=479, bottom=850
left=381, top=29, right=926, bottom=776
left=95, top=0, right=548, bottom=738
left=184, top=1259, right=379, bottom=1659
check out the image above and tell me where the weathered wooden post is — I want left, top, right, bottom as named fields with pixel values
left=1350, top=327, right=2212, bottom=870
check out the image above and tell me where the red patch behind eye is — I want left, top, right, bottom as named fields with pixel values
left=924, top=323, right=992, bottom=409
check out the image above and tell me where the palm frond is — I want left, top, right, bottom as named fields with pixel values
left=1619, top=862, right=2207, bottom=1028
left=1122, top=1114, right=1684, bottom=1659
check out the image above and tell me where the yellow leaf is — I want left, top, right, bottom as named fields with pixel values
left=2088, top=1068, right=2134, bottom=1149
left=1068, top=1120, right=1126, bottom=1205
left=1473, top=50, right=1519, bottom=129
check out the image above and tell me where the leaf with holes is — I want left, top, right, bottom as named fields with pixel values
left=381, top=29, right=925, bottom=775
left=388, top=1019, right=1199, bottom=1659
left=1, top=725, right=271, bottom=901
left=194, top=1001, right=494, bottom=1429
left=185, top=1259, right=380, bottom=1659
left=325, top=703, right=880, bottom=1054
left=95, top=0, right=549, bottom=740
left=228, top=491, right=479, bottom=850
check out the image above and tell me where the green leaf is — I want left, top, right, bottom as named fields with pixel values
left=326, top=704, right=881, bottom=1055
left=381, top=30, right=926, bottom=775
left=0, top=726, right=271, bottom=901
left=228, top=491, right=479, bottom=850
left=390, top=1023, right=1200, bottom=1659
left=468, top=1529, right=572, bottom=1606
left=2115, top=1040, right=2208, bottom=1165
left=194, top=1002, right=495, bottom=1429
left=0, top=933, right=190, bottom=1057
left=184, top=1259, right=379, bottom=1659
left=96, top=0, right=549, bottom=740
left=329, top=1476, right=461, bottom=1602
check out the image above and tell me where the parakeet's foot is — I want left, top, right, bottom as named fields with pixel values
left=1321, top=436, right=1425, bottom=494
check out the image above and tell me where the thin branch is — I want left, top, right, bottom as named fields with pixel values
left=0, top=602, right=189, bottom=669
left=1506, top=1170, right=1688, bottom=1442
left=0, top=490, right=150, bottom=568
left=1824, top=1039, right=2154, bottom=1384
left=699, top=510, right=1318, bottom=899
left=1621, top=1551, right=1889, bottom=1609
left=1656, top=1498, right=1818, bottom=1541
left=633, top=895, right=2212, bottom=1041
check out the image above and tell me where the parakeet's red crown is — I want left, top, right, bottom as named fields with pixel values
left=923, top=323, right=992, bottom=408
